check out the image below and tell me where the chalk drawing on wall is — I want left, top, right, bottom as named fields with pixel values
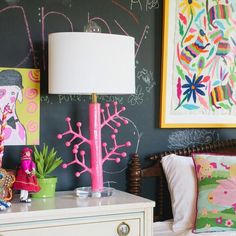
left=0, top=3, right=155, bottom=108
left=130, top=0, right=159, bottom=12
left=128, top=68, right=156, bottom=106
left=0, top=67, right=40, bottom=146
left=41, top=84, right=156, bottom=106
left=99, top=95, right=124, bottom=105
left=137, top=68, right=156, bottom=93
left=103, top=116, right=142, bottom=175
left=146, top=0, right=159, bottom=11
left=0, top=6, right=36, bottom=68
left=112, top=0, right=139, bottom=23
left=89, top=14, right=150, bottom=57
left=168, top=129, right=220, bottom=150
left=4, top=0, right=21, bottom=5
left=130, top=0, right=142, bottom=11
left=113, top=0, right=160, bottom=23
left=128, top=85, right=144, bottom=106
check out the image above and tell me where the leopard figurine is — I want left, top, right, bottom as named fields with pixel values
left=0, top=167, right=15, bottom=210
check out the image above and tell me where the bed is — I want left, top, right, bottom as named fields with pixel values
left=128, top=139, right=236, bottom=235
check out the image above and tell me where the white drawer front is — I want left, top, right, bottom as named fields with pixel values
left=1, top=218, right=140, bottom=236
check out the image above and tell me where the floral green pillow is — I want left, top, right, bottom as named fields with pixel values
left=192, top=153, right=236, bottom=233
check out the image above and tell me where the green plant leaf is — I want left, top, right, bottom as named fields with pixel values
left=45, top=149, right=57, bottom=173
left=33, top=144, right=63, bottom=178
left=44, top=148, right=54, bottom=169
left=36, top=161, right=44, bottom=178
left=42, top=144, right=48, bottom=161
left=39, top=152, right=44, bottom=173
left=45, top=158, right=63, bottom=175
left=33, top=146, right=40, bottom=162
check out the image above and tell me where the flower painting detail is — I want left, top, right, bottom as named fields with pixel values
left=162, top=0, right=236, bottom=127
left=175, top=0, right=236, bottom=112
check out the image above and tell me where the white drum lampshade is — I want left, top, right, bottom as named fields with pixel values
left=48, top=32, right=135, bottom=95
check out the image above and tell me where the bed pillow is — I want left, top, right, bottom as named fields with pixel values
left=161, top=154, right=197, bottom=232
left=192, top=153, right=236, bottom=234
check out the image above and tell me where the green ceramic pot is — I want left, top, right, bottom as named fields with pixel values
left=32, top=177, right=57, bottom=198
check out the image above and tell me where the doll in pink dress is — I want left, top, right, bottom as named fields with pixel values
left=13, top=147, right=40, bottom=202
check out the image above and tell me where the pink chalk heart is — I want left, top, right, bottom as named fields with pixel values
left=0, top=89, right=6, bottom=99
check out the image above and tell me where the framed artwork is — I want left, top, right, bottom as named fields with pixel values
left=160, top=0, right=236, bottom=128
left=0, top=67, right=40, bottom=145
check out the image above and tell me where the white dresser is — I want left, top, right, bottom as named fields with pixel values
left=0, top=190, right=155, bottom=236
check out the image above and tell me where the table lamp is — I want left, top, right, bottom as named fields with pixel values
left=48, top=30, right=135, bottom=197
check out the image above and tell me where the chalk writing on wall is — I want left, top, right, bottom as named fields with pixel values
left=0, top=6, right=36, bottom=67
left=129, top=0, right=159, bottom=12
left=137, top=68, right=156, bottom=93
left=0, top=3, right=157, bottom=106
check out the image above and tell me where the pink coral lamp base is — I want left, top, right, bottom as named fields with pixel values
left=75, top=102, right=113, bottom=198
left=59, top=101, right=132, bottom=198
left=89, top=103, right=104, bottom=192
left=74, top=102, right=114, bottom=198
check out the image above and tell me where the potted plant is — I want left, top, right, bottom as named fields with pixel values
left=32, top=144, right=63, bottom=198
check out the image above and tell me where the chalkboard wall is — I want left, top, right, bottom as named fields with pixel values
left=1, top=0, right=236, bottom=195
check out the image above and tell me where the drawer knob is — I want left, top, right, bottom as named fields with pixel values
left=117, top=222, right=130, bottom=236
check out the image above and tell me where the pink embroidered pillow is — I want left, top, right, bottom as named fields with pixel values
left=192, top=153, right=236, bottom=233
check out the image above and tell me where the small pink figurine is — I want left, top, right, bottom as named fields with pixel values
left=13, top=147, right=40, bottom=202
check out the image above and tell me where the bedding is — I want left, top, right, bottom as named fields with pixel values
left=153, top=220, right=236, bottom=236
left=161, top=153, right=236, bottom=234
left=161, top=154, right=197, bottom=231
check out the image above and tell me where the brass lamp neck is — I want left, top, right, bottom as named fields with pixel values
left=91, top=93, right=97, bottom=103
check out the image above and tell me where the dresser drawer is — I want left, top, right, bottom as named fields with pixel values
left=1, top=212, right=143, bottom=236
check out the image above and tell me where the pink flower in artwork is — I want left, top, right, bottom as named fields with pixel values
left=212, top=209, right=218, bottom=214
left=177, top=77, right=182, bottom=105
left=216, top=216, right=223, bottom=224
left=225, top=219, right=234, bottom=227
left=201, top=208, right=208, bottom=216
